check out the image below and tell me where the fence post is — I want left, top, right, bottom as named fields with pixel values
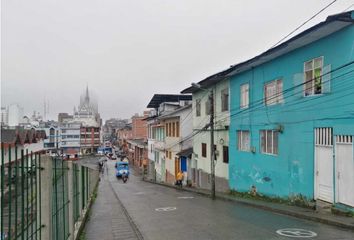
left=40, top=156, right=53, bottom=240
left=67, top=161, right=74, bottom=240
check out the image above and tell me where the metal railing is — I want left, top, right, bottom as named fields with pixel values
left=1, top=143, right=99, bottom=240
left=0, top=145, right=42, bottom=240
left=52, top=157, right=70, bottom=240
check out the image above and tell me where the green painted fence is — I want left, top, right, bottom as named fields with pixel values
left=1, top=144, right=99, bottom=240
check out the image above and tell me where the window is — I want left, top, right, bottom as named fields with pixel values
left=264, top=80, right=283, bottom=105
left=237, top=130, right=250, bottom=151
left=223, top=146, right=229, bottom=163
left=196, top=99, right=201, bottom=117
left=176, top=122, right=180, bottom=137
left=240, top=83, right=249, bottom=109
left=221, top=88, right=229, bottom=111
left=260, top=130, right=278, bottom=155
left=214, top=144, right=217, bottom=160
left=304, top=57, right=323, bottom=96
left=201, top=143, right=207, bottom=158
left=205, top=99, right=211, bottom=115
left=168, top=123, right=172, bottom=137
left=172, top=122, right=175, bottom=137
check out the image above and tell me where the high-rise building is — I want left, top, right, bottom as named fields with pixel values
left=7, top=104, right=24, bottom=127
left=1, top=107, right=8, bottom=126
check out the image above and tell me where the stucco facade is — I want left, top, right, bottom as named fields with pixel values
left=192, top=79, right=230, bottom=192
left=228, top=15, right=354, bottom=209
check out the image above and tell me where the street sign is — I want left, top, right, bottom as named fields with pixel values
left=155, top=207, right=177, bottom=212
left=276, top=228, right=317, bottom=238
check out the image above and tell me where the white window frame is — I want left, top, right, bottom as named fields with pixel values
left=304, top=57, right=323, bottom=96
left=240, top=83, right=249, bottom=109
left=264, top=79, right=283, bottom=105
left=260, top=130, right=279, bottom=155
left=237, top=130, right=250, bottom=152
left=221, top=88, right=229, bottom=112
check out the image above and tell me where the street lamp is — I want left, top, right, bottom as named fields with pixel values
left=191, top=82, right=216, bottom=200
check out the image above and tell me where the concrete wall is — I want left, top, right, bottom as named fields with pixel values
left=229, top=24, right=354, bottom=198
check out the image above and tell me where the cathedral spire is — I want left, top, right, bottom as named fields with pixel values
left=85, top=84, right=90, bottom=102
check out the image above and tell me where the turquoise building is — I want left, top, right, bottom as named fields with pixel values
left=225, top=11, right=354, bottom=207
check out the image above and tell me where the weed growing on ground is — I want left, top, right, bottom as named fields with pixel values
left=229, top=190, right=315, bottom=209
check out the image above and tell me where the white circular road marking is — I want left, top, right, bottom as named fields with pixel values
left=155, top=207, right=177, bottom=212
left=134, top=192, right=145, bottom=195
left=177, top=196, right=194, bottom=199
left=276, top=228, right=317, bottom=238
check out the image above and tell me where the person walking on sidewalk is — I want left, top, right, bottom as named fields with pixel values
left=176, top=171, right=184, bottom=188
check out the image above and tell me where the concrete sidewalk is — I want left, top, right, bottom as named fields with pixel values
left=143, top=178, right=354, bottom=231
left=84, top=175, right=141, bottom=240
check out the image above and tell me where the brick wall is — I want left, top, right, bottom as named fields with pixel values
left=132, top=116, right=147, bottom=140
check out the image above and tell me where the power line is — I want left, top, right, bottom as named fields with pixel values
left=212, top=60, right=354, bottom=126
left=174, top=61, right=354, bottom=149
left=271, top=0, right=338, bottom=48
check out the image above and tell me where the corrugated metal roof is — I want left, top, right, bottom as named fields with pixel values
left=147, top=94, right=192, bottom=108
left=181, top=11, right=354, bottom=94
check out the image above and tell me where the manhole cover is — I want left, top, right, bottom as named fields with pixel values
left=155, top=207, right=177, bottom=212
left=276, top=228, right=317, bottom=238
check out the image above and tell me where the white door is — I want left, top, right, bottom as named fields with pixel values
left=315, top=128, right=334, bottom=203
left=336, top=135, right=354, bottom=207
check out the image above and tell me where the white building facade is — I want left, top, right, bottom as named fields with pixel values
left=182, top=79, right=230, bottom=192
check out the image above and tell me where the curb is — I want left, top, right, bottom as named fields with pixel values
left=143, top=179, right=354, bottom=231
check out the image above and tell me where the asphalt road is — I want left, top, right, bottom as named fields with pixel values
left=95, top=160, right=354, bottom=240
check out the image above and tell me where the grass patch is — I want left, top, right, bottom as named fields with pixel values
left=229, top=190, right=315, bottom=209
left=79, top=230, right=86, bottom=240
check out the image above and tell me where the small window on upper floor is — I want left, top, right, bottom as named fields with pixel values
left=196, top=99, right=201, bottom=117
left=240, top=83, right=249, bottom=109
left=221, top=88, right=229, bottom=112
left=264, top=79, right=283, bottom=106
left=201, top=143, right=207, bottom=158
left=304, top=57, right=323, bottom=96
left=205, top=99, right=211, bottom=115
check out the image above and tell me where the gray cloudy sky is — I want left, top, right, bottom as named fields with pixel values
left=2, top=0, right=353, bottom=120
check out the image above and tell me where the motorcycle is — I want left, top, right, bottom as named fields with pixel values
left=122, top=172, right=128, bottom=183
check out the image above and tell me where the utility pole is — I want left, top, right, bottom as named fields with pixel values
left=209, top=90, right=216, bottom=200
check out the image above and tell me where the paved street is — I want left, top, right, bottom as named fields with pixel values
left=84, top=160, right=354, bottom=240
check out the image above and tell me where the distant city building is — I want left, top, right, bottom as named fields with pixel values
left=35, top=121, right=61, bottom=154
left=57, top=86, right=102, bottom=156
left=58, top=113, right=73, bottom=123
left=73, top=86, right=101, bottom=127
left=59, top=122, right=81, bottom=158
left=1, top=107, right=8, bottom=126
left=7, top=104, right=24, bottom=127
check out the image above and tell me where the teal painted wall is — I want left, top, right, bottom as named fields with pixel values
left=229, top=24, right=354, bottom=199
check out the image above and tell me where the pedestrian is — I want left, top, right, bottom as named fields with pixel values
left=176, top=171, right=183, bottom=188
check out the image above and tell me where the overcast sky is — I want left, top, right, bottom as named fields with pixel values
left=2, top=0, right=353, bottom=121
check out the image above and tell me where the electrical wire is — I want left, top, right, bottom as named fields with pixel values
left=270, top=0, right=338, bottom=48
